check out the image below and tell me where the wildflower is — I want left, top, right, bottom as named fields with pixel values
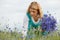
left=41, top=14, right=57, bottom=34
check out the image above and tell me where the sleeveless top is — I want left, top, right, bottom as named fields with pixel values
left=27, top=12, right=41, bottom=30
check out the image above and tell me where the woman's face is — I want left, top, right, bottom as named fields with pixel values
left=29, top=5, right=38, bottom=17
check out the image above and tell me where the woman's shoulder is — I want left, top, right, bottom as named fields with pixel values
left=23, top=13, right=29, bottom=21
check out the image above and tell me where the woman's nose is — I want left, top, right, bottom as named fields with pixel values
left=30, top=12, right=34, bottom=15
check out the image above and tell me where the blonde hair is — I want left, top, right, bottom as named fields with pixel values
left=27, top=1, right=43, bottom=18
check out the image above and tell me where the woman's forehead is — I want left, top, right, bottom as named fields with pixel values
left=30, top=8, right=37, bottom=12
left=31, top=4, right=39, bottom=9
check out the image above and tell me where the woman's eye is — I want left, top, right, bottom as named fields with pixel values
left=32, top=11, right=35, bottom=13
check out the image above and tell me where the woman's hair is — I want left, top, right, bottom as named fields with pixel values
left=27, top=1, right=43, bottom=18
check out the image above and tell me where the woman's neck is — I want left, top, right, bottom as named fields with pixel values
left=32, top=16, right=38, bottom=22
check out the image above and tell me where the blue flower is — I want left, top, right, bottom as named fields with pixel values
left=41, top=14, right=57, bottom=33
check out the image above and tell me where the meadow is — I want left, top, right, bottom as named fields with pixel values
left=0, top=28, right=60, bottom=40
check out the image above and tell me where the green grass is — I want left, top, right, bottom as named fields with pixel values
left=0, top=29, right=60, bottom=40
left=0, top=31, right=23, bottom=40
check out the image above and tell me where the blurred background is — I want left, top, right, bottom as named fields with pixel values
left=0, top=0, right=60, bottom=32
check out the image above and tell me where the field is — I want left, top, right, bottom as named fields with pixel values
left=0, top=29, right=60, bottom=40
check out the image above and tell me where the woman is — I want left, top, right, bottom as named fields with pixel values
left=22, top=1, right=43, bottom=39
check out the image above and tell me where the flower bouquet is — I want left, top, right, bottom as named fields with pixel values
left=41, top=14, right=57, bottom=35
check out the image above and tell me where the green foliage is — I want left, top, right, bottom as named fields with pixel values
left=0, top=27, right=60, bottom=40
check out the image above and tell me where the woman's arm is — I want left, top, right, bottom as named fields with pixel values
left=22, top=15, right=29, bottom=37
